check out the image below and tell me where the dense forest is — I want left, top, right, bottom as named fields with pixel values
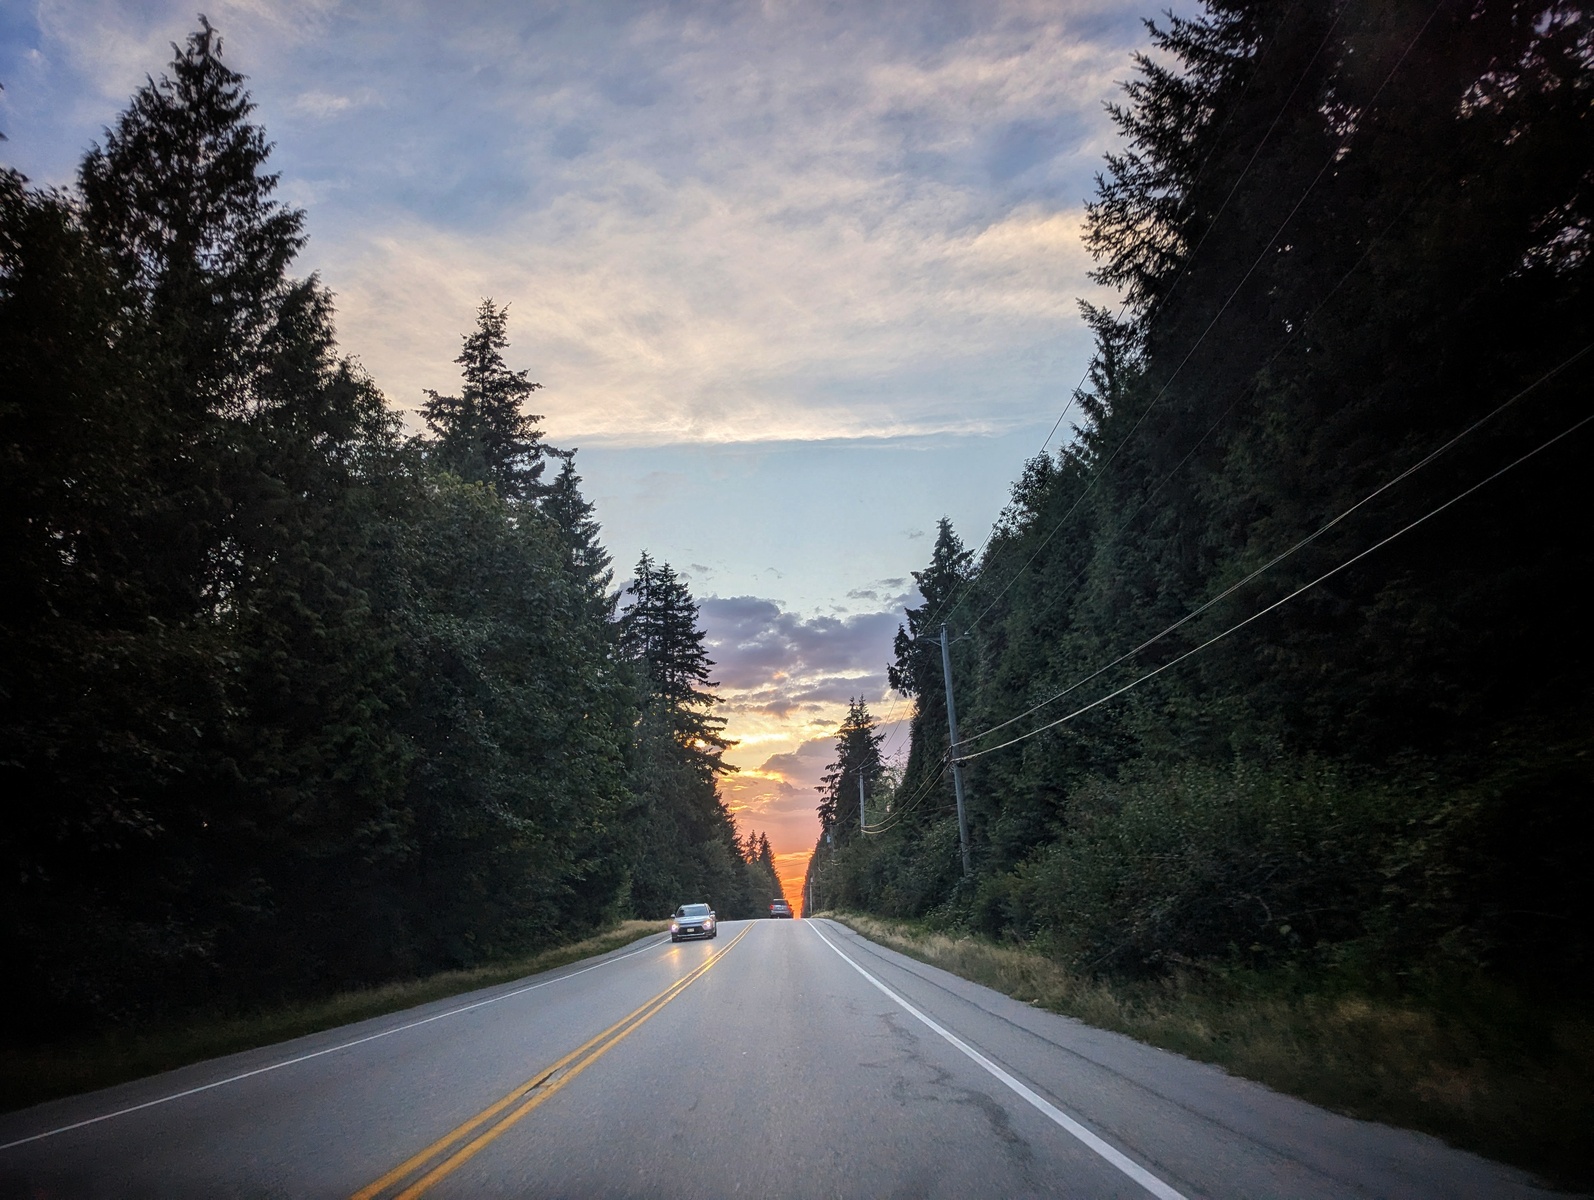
left=0, top=23, right=781, bottom=1036
left=807, top=0, right=1592, bottom=997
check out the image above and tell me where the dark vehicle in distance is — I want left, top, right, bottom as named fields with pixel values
left=769, top=900, right=792, bottom=918
left=670, top=903, right=717, bottom=941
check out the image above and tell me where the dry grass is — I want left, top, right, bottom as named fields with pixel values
left=827, top=912, right=1592, bottom=1192
left=1, top=920, right=666, bottom=1114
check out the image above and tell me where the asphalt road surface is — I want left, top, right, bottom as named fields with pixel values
left=0, top=919, right=1562, bottom=1199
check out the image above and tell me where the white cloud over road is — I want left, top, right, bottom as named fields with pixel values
left=5, top=0, right=1144, bottom=447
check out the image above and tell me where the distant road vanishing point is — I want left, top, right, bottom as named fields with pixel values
left=0, top=919, right=1558, bottom=1198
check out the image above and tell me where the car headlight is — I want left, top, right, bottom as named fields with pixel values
left=670, top=922, right=679, bottom=932
left=704, top=918, right=715, bottom=928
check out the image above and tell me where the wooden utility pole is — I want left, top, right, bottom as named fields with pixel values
left=940, top=625, right=972, bottom=877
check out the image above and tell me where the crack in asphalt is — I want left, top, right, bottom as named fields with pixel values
left=818, top=919, right=1326, bottom=1188
left=877, top=1009, right=1035, bottom=1162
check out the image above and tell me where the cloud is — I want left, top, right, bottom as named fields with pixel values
left=720, top=735, right=837, bottom=867
left=847, top=578, right=915, bottom=607
left=183, top=0, right=1141, bottom=445
left=760, top=737, right=841, bottom=788
left=10, top=0, right=1168, bottom=445
left=32, top=0, right=336, bottom=103
left=699, top=595, right=900, bottom=693
left=722, top=769, right=813, bottom=819
left=697, top=587, right=916, bottom=849
left=290, top=88, right=379, bottom=120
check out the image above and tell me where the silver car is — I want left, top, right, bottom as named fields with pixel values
left=670, top=903, right=717, bottom=941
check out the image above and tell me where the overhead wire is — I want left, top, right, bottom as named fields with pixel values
left=862, top=758, right=952, bottom=836
left=930, top=0, right=1319, bottom=633
left=863, top=759, right=947, bottom=834
left=958, top=386, right=1594, bottom=763
left=959, top=341, right=1594, bottom=747
left=935, top=5, right=1354, bottom=636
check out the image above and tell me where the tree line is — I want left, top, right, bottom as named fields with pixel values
left=808, top=0, right=1592, bottom=995
left=1, top=22, right=780, bottom=1036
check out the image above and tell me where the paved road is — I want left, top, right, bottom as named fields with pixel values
left=0, top=919, right=1562, bottom=1199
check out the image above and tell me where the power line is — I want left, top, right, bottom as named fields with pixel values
left=863, top=758, right=951, bottom=836
left=960, top=342, right=1593, bottom=747
left=862, top=762, right=945, bottom=834
left=959, top=398, right=1594, bottom=763
left=1111, top=0, right=1336, bottom=329
left=880, top=1, right=1443, bottom=766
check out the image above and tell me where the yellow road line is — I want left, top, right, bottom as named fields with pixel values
left=350, top=925, right=750, bottom=1200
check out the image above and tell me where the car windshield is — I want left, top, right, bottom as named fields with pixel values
left=679, top=904, right=711, bottom=917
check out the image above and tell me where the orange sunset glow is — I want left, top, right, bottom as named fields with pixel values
left=711, top=657, right=914, bottom=917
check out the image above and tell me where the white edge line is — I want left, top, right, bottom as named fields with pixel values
left=809, top=921, right=1189, bottom=1200
left=0, top=934, right=671, bottom=1152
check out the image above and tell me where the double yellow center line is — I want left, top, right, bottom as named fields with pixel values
left=350, top=925, right=750, bottom=1200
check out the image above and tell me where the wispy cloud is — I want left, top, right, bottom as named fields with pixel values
left=6, top=0, right=1144, bottom=445
left=289, top=88, right=380, bottom=120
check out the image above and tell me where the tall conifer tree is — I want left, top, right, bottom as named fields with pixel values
left=889, top=518, right=972, bottom=804
left=543, top=452, right=616, bottom=618
left=818, top=698, right=886, bottom=838
left=421, top=300, right=551, bottom=501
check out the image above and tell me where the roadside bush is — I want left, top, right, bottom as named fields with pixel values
left=1014, top=760, right=1408, bottom=974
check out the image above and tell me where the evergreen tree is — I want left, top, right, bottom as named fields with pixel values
left=421, top=300, right=551, bottom=501
left=889, top=518, right=972, bottom=699
left=817, top=698, right=886, bottom=838
left=838, top=0, right=1594, bottom=999
left=2, top=22, right=649, bottom=1026
left=619, top=553, right=744, bottom=916
left=888, top=518, right=972, bottom=803
left=542, top=452, right=616, bottom=618
left=3, top=21, right=424, bottom=1022
left=386, top=470, right=635, bottom=967
left=1085, top=1, right=1297, bottom=319
left=620, top=554, right=731, bottom=769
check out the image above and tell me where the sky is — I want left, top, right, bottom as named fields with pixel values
left=1, top=0, right=1194, bottom=909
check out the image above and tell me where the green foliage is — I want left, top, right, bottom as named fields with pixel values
left=1, top=23, right=677, bottom=1035
left=378, top=471, right=635, bottom=969
left=618, top=553, right=760, bottom=918
left=827, top=0, right=1594, bottom=1007
left=420, top=299, right=551, bottom=501
left=1008, top=761, right=1406, bottom=974
left=542, top=453, right=617, bottom=619
left=817, top=698, right=886, bottom=836
left=887, top=518, right=972, bottom=810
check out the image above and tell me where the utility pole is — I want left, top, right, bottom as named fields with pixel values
left=940, top=625, right=973, bottom=878
left=859, top=773, right=866, bottom=832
